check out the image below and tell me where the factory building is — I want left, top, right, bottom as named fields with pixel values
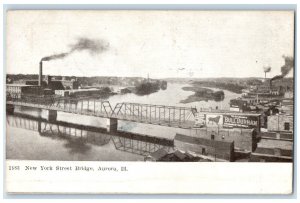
left=13, top=75, right=79, bottom=93
left=6, top=84, right=42, bottom=98
left=271, top=78, right=293, bottom=93
left=24, top=80, right=47, bottom=86
left=61, top=80, right=79, bottom=89
left=44, top=75, right=79, bottom=90
left=257, top=80, right=272, bottom=94
left=46, top=75, right=79, bottom=90
left=230, top=77, right=294, bottom=114
left=246, top=78, right=293, bottom=97
left=229, top=97, right=259, bottom=112
left=55, top=88, right=103, bottom=97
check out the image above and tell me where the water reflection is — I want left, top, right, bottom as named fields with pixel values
left=6, top=114, right=173, bottom=160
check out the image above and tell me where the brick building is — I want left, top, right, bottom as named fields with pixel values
left=192, top=127, right=258, bottom=152
left=174, top=133, right=235, bottom=161
left=267, top=115, right=293, bottom=132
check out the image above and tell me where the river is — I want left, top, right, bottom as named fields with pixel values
left=6, top=83, right=241, bottom=161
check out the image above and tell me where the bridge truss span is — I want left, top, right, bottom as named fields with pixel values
left=7, top=93, right=113, bottom=118
left=111, top=102, right=196, bottom=128
left=7, top=94, right=197, bottom=129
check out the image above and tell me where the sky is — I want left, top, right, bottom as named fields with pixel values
left=6, top=10, right=294, bottom=78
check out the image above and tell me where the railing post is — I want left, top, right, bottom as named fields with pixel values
left=124, top=103, right=127, bottom=117
left=100, top=101, right=103, bottom=113
left=179, top=109, right=181, bottom=123
left=159, top=107, right=161, bottom=122
left=164, top=106, right=166, bottom=121
left=87, top=99, right=89, bottom=112
left=94, top=99, right=96, bottom=114
left=150, top=106, right=152, bottom=122
left=132, top=104, right=135, bottom=117
left=169, top=108, right=171, bottom=125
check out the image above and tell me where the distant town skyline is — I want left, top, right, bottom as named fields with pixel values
left=7, top=10, right=294, bottom=79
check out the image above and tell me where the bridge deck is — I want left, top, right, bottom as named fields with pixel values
left=112, top=114, right=195, bottom=129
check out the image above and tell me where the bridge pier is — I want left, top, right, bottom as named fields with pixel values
left=6, top=104, right=14, bottom=114
left=38, top=120, right=42, bottom=134
left=107, top=118, right=118, bottom=133
left=48, top=110, right=57, bottom=122
left=42, top=109, right=57, bottom=122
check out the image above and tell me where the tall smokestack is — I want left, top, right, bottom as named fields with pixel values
left=39, top=38, right=109, bottom=86
left=39, top=61, right=43, bottom=86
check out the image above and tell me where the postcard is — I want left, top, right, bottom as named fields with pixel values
left=5, top=10, right=294, bottom=194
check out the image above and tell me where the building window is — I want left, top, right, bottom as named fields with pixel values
left=284, top=122, right=290, bottom=131
left=202, top=148, right=206, bottom=155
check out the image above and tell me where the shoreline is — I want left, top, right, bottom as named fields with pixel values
left=180, top=85, right=225, bottom=104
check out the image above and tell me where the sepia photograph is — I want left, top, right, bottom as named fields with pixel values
left=4, top=8, right=295, bottom=194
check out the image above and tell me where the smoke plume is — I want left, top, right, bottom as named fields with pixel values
left=281, top=55, right=294, bottom=77
left=271, top=55, right=294, bottom=81
left=41, top=37, right=109, bottom=62
left=40, top=52, right=70, bottom=62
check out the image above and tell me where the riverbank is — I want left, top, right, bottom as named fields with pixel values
left=180, top=85, right=224, bottom=104
left=191, top=81, right=244, bottom=94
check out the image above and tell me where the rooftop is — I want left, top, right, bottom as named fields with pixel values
left=149, top=148, right=168, bottom=160
left=69, top=88, right=99, bottom=92
left=258, top=139, right=292, bottom=150
left=7, top=84, right=37, bottom=87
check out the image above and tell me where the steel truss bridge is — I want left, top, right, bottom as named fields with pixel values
left=7, top=114, right=173, bottom=156
left=7, top=94, right=197, bottom=129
